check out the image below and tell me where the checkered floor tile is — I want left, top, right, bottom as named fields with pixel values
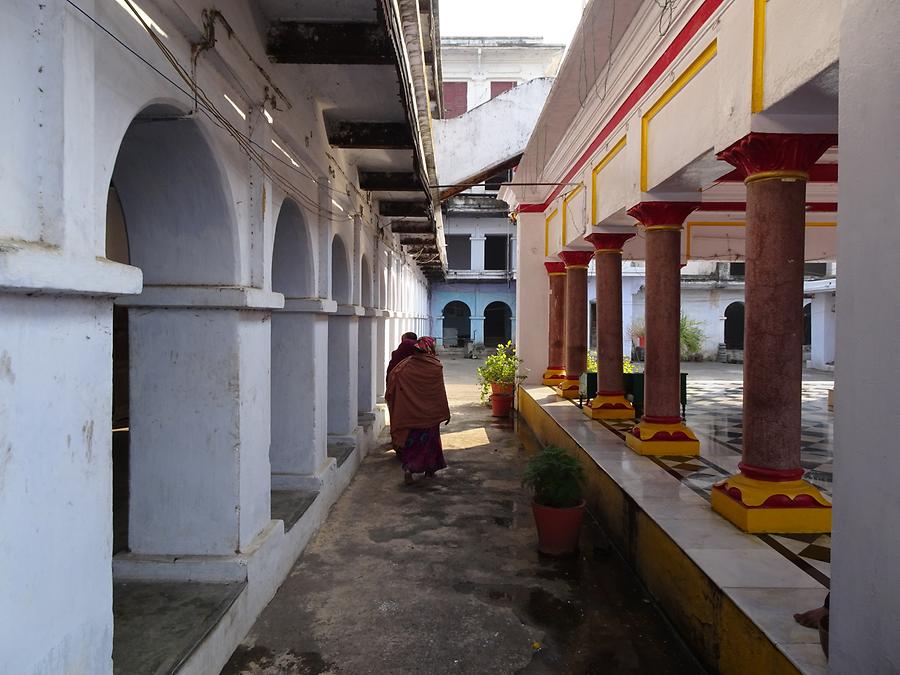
left=589, top=379, right=834, bottom=586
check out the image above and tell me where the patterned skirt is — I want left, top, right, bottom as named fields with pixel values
left=401, top=426, right=447, bottom=475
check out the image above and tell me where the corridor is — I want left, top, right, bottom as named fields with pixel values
left=222, top=358, right=701, bottom=674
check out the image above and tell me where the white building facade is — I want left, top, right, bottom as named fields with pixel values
left=1, top=1, right=440, bottom=672
left=431, top=37, right=564, bottom=348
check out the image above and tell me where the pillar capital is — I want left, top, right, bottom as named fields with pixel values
left=544, top=261, right=566, bottom=275
left=716, top=132, right=837, bottom=183
left=584, top=232, right=636, bottom=252
left=557, top=250, right=594, bottom=268
left=627, top=201, right=699, bottom=228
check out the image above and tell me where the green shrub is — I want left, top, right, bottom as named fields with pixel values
left=587, top=350, right=635, bottom=374
left=476, top=341, right=523, bottom=404
left=522, top=446, right=584, bottom=508
left=679, top=313, right=706, bottom=360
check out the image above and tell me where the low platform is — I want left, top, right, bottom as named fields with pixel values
left=113, top=580, right=245, bottom=675
left=270, top=489, right=318, bottom=532
left=518, top=385, right=829, bottom=675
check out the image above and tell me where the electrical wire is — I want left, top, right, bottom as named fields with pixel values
left=66, top=0, right=396, bottom=231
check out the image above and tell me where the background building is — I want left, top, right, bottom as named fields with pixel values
left=431, top=37, right=564, bottom=347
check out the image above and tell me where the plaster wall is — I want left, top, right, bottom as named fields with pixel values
left=831, top=4, right=900, bottom=670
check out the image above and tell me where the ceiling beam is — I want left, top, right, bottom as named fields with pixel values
left=267, top=22, right=394, bottom=65
left=390, top=221, right=432, bottom=234
left=379, top=201, right=429, bottom=218
left=359, top=171, right=422, bottom=191
left=326, top=121, right=413, bottom=150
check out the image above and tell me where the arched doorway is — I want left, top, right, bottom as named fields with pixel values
left=270, top=199, right=317, bottom=487
left=484, top=301, right=513, bottom=347
left=108, top=104, right=243, bottom=556
left=724, top=302, right=745, bottom=350
left=442, top=301, right=471, bottom=346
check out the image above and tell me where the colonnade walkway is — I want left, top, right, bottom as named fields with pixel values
left=222, top=358, right=700, bottom=674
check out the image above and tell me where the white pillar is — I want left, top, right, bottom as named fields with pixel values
left=123, top=288, right=277, bottom=556
left=514, top=212, right=550, bottom=383
left=358, top=313, right=377, bottom=415
left=327, top=308, right=360, bottom=439
left=831, top=2, right=900, bottom=669
left=470, top=316, right=485, bottom=344
left=470, top=235, right=486, bottom=272
left=270, top=300, right=331, bottom=486
left=375, top=314, right=388, bottom=402
left=809, top=292, right=835, bottom=370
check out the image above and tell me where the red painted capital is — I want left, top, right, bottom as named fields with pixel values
left=627, top=201, right=700, bottom=227
left=558, top=250, right=595, bottom=267
left=584, top=232, right=636, bottom=252
left=716, top=132, right=837, bottom=179
left=544, top=261, right=566, bottom=275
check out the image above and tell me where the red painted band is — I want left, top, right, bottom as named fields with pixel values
left=642, top=415, right=684, bottom=425
left=517, top=0, right=725, bottom=213
left=696, top=201, right=837, bottom=213
left=739, top=462, right=805, bottom=482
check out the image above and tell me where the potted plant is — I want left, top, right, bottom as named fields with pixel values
left=522, top=446, right=585, bottom=556
left=476, top=341, right=524, bottom=417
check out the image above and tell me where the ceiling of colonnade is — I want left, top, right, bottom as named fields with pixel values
left=257, top=0, right=445, bottom=278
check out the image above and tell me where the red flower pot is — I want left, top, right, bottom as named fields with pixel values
left=531, top=500, right=585, bottom=556
left=490, top=393, right=513, bottom=417
left=490, top=382, right=514, bottom=396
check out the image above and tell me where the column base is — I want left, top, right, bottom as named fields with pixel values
left=542, top=368, right=567, bottom=386
left=711, top=474, right=832, bottom=533
left=554, top=378, right=581, bottom=399
left=583, top=393, right=635, bottom=420
left=625, top=418, right=699, bottom=456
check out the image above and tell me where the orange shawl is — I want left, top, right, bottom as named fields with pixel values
left=385, top=353, right=450, bottom=448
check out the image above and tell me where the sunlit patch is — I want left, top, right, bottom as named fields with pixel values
left=263, top=108, right=274, bottom=124
left=441, top=427, right=490, bottom=449
left=271, top=139, right=300, bottom=167
left=114, top=0, right=169, bottom=38
left=223, top=93, right=246, bottom=120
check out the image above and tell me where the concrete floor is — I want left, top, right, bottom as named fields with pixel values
left=222, top=357, right=702, bottom=674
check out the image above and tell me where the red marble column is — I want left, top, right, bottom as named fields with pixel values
left=542, top=261, right=567, bottom=385
left=555, top=250, right=594, bottom=399
left=711, top=132, right=835, bottom=533
left=583, top=233, right=636, bottom=419
left=625, top=201, right=700, bottom=455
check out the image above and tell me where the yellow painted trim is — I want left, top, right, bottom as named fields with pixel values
left=751, top=0, right=767, bottom=113
left=711, top=483, right=832, bottom=534
left=626, top=420, right=700, bottom=456
left=585, top=394, right=636, bottom=420
left=640, top=40, right=718, bottom=191
left=684, top=220, right=837, bottom=259
left=745, top=169, right=809, bottom=184
left=561, top=184, right=585, bottom=245
left=590, top=136, right=628, bottom=225
left=544, top=208, right=558, bottom=257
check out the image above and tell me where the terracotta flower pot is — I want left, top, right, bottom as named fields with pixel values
left=490, top=382, right=514, bottom=396
left=490, top=393, right=513, bottom=417
left=531, top=500, right=585, bottom=556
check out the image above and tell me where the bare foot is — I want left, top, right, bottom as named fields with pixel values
left=794, top=606, right=827, bottom=628
left=403, top=470, right=414, bottom=485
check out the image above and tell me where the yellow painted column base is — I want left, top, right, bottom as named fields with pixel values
left=554, top=379, right=580, bottom=400
left=542, top=368, right=567, bottom=386
left=625, top=419, right=700, bottom=456
left=711, top=474, right=832, bottom=533
left=583, top=394, right=636, bottom=420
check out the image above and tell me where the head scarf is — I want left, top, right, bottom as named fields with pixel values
left=414, top=336, right=436, bottom=355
